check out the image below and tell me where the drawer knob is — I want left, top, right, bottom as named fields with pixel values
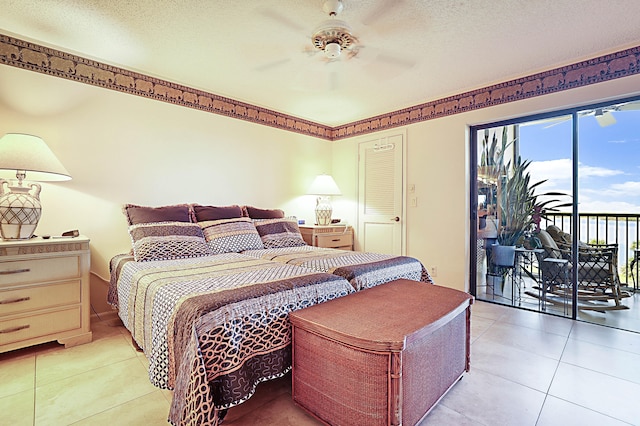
left=0, top=268, right=30, bottom=275
left=0, top=296, right=31, bottom=305
left=0, top=324, right=30, bottom=334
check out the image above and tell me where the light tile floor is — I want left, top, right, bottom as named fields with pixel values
left=2, top=302, right=640, bottom=425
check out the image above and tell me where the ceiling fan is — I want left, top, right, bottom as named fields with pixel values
left=541, top=101, right=640, bottom=128
left=256, top=0, right=415, bottom=86
left=310, top=0, right=359, bottom=60
left=582, top=102, right=640, bottom=127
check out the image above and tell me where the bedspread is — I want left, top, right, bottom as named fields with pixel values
left=241, top=245, right=433, bottom=290
left=108, top=253, right=353, bottom=425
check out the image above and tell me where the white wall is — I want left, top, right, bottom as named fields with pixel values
left=333, top=74, right=640, bottom=292
left=0, top=65, right=333, bottom=313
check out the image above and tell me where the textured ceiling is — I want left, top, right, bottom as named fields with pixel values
left=1, top=0, right=640, bottom=126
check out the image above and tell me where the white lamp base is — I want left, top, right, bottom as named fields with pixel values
left=315, top=196, right=333, bottom=226
left=0, top=180, right=42, bottom=240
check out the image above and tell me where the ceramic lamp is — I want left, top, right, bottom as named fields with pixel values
left=0, top=133, right=71, bottom=240
left=307, top=174, right=341, bottom=226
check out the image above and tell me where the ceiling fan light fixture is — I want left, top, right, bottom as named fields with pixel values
left=325, top=42, right=341, bottom=59
left=311, top=19, right=355, bottom=59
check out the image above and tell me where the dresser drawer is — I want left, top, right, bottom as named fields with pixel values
left=0, top=307, right=81, bottom=346
left=0, top=256, right=81, bottom=286
left=0, top=280, right=80, bottom=316
left=316, top=233, right=353, bottom=249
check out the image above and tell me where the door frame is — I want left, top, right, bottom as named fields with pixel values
left=356, top=128, right=407, bottom=255
left=469, top=94, right=640, bottom=319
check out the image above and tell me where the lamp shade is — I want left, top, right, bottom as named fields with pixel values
left=307, top=174, right=341, bottom=196
left=0, top=133, right=71, bottom=181
left=0, top=133, right=71, bottom=240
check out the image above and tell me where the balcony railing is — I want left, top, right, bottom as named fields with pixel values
left=543, top=213, right=640, bottom=287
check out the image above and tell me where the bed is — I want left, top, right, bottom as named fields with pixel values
left=109, top=204, right=433, bottom=425
left=109, top=252, right=353, bottom=425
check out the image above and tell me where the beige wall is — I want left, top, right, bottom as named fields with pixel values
left=334, top=74, right=640, bottom=293
left=2, top=62, right=640, bottom=312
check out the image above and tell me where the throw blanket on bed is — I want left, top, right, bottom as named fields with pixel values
left=241, top=246, right=433, bottom=290
left=108, top=253, right=353, bottom=426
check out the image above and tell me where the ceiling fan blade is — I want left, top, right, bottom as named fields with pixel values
left=595, top=111, right=616, bottom=127
left=253, top=58, right=292, bottom=72
left=615, top=101, right=640, bottom=111
left=257, top=7, right=306, bottom=33
left=362, top=0, right=404, bottom=26
left=357, top=47, right=416, bottom=81
left=375, top=52, right=415, bottom=69
left=538, top=116, right=571, bottom=129
left=328, top=71, right=340, bottom=91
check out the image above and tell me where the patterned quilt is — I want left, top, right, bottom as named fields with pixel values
left=108, top=253, right=353, bottom=426
left=241, top=245, right=433, bottom=290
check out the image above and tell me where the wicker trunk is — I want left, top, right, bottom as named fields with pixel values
left=289, top=279, right=473, bottom=426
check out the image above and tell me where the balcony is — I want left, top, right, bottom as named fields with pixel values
left=476, top=212, right=640, bottom=332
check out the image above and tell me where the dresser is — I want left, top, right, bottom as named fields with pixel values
left=299, top=224, right=353, bottom=250
left=0, top=236, right=92, bottom=353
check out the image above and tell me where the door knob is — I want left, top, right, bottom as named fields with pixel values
left=391, top=217, right=400, bottom=222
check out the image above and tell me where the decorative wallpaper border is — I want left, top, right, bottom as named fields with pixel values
left=333, top=45, right=640, bottom=140
left=1, top=33, right=639, bottom=141
left=0, top=34, right=331, bottom=139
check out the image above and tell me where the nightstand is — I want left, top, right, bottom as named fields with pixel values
left=299, top=225, right=353, bottom=250
left=0, top=236, right=92, bottom=353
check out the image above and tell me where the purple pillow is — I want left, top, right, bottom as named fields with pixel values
left=123, top=204, right=191, bottom=225
left=244, top=206, right=285, bottom=219
left=193, top=205, right=243, bottom=222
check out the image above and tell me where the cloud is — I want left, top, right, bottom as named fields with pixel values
left=579, top=164, right=624, bottom=178
left=608, top=138, right=640, bottom=144
left=611, top=181, right=640, bottom=192
left=526, top=159, right=624, bottom=192
left=578, top=199, right=640, bottom=214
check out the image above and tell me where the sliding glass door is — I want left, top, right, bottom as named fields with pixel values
left=574, top=101, right=640, bottom=329
left=471, top=97, right=640, bottom=329
left=473, top=117, right=573, bottom=316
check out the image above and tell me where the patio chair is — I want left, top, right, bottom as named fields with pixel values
left=529, top=227, right=629, bottom=311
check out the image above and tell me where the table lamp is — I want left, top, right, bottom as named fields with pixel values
left=0, top=133, right=71, bottom=240
left=307, top=174, right=341, bottom=226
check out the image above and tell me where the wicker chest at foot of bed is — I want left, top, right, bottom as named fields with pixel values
left=289, top=279, right=473, bottom=426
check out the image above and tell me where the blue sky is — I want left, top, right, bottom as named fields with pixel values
left=518, top=104, right=640, bottom=214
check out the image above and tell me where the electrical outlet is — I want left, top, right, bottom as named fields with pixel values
left=430, top=266, right=437, bottom=277
left=410, top=197, right=417, bottom=207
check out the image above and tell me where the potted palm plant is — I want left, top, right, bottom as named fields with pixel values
left=484, top=127, right=569, bottom=295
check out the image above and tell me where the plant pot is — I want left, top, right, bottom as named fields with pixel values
left=491, top=244, right=516, bottom=267
left=486, top=273, right=504, bottom=296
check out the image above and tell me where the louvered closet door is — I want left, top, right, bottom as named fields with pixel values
left=358, top=132, right=404, bottom=255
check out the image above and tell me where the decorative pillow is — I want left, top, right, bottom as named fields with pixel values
left=124, top=204, right=191, bottom=225
left=128, top=221, right=211, bottom=262
left=253, top=217, right=307, bottom=248
left=244, top=206, right=285, bottom=219
left=198, top=217, right=264, bottom=254
left=193, top=204, right=243, bottom=222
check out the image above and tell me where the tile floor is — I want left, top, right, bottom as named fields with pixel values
left=2, top=301, right=640, bottom=425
